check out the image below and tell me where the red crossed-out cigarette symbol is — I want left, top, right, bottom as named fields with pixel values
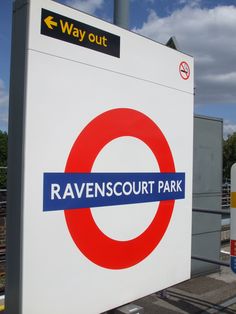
left=179, top=61, right=190, bottom=80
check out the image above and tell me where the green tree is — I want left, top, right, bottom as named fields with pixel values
left=223, top=132, right=236, bottom=181
left=0, top=131, right=8, bottom=189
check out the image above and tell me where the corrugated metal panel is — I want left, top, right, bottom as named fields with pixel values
left=192, top=115, right=223, bottom=276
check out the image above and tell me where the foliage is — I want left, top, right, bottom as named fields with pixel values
left=0, top=131, right=8, bottom=189
left=223, top=132, right=236, bottom=181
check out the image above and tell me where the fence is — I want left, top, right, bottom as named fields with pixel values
left=222, top=180, right=231, bottom=210
left=0, top=167, right=7, bottom=294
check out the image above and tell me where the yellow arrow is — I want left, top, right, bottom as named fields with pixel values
left=44, top=16, right=58, bottom=29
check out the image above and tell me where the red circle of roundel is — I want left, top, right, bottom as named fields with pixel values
left=64, top=108, right=175, bottom=269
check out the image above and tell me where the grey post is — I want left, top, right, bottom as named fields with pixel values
left=113, top=0, right=129, bottom=30
left=5, top=0, right=30, bottom=313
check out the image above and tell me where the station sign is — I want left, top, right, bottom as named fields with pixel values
left=41, top=8, right=120, bottom=57
left=6, top=0, right=194, bottom=313
left=231, top=163, right=236, bottom=273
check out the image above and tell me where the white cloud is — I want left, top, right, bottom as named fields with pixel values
left=65, top=0, right=104, bottom=14
left=178, top=0, right=202, bottom=8
left=224, top=120, right=236, bottom=139
left=133, top=5, right=236, bottom=105
left=0, top=79, right=8, bottom=106
left=202, top=72, right=236, bottom=85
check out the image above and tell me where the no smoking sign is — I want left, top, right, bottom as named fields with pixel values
left=179, top=61, right=190, bottom=80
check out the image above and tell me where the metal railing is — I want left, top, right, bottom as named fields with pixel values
left=192, top=207, right=230, bottom=267
left=222, top=180, right=231, bottom=209
left=0, top=167, right=7, bottom=294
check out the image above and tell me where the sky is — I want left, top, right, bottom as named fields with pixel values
left=0, top=0, right=236, bottom=138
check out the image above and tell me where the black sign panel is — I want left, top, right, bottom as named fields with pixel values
left=41, top=9, right=120, bottom=58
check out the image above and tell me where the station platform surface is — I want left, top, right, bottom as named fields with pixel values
left=1, top=261, right=236, bottom=313
left=132, top=266, right=236, bottom=313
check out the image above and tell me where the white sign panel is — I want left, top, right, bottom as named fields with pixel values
left=7, top=0, right=194, bottom=313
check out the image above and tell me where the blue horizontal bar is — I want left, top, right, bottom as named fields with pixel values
left=43, top=172, right=185, bottom=211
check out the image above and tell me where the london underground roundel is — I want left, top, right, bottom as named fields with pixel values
left=63, top=108, right=176, bottom=269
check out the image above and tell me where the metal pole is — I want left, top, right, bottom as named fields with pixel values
left=113, top=0, right=129, bottom=30
left=191, top=255, right=230, bottom=267
left=193, top=208, right=230, bottom=215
